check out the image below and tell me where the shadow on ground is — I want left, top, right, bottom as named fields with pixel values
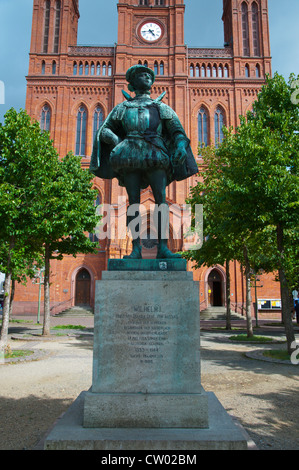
left=200, top=333, right=299, bottom=379
left=238, top=387, right=299, bottom=450
left=0, top=395, right=74, bottom=450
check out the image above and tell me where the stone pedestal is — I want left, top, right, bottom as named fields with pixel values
left=44, top=261, right=249, bottom=450
left=84, top=268, right=208, bottom=429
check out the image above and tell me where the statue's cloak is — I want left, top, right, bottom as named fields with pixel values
left=89, top=99, right=198, bottom=189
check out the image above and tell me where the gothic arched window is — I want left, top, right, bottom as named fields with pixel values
left=256, top=64, right=261, bottom=78
left=252, top=2, right=260, bottom=56
left=42, top=60, right=46, bottom=75
left=43, top=0, right=51, bottom=53
left=52, top=61, right=56, bottom=75
left=215, top=106, right=226, bottom=147
left=53, top=0, right=61, bottom=53
left=79, top=62, right=83, bottom=75
left=154, top=61, right=158, bottom=75
left=41, top=104, right=51, bottom=132
left=160, top=61, right=164, bottom=76
left=85, top=62, right=89, bottom=75
left=90, top=62, right=95, bottom=76
left=108, top=63, right=112, bottom=76
left=73, top=62, right=77, bottom=75
left=93, top=106, right=104, bottom=143
left=198, top=107, right=208, bottom=148
left=242, top=2, right=250, bottom=57
left=245, top=64, right=250, bottom=77
left=75, top=106, right=87, bottom=156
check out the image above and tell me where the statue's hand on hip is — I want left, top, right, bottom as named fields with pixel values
left=173, top=140, right=187, bottom=165
left=101, top=128, right=121, bottom=148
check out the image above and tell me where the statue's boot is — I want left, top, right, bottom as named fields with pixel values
left=156, top=240, right=181, bottom=259
left=123, top=239, right=142, bottom=259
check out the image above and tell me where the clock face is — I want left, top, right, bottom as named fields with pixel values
left=140, top=22, right=162, bottom=42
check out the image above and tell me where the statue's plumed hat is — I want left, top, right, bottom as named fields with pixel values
left=126, top=65, right=155, bottom=91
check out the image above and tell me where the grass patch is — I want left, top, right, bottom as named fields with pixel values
left=208, top=327, right=244, bottom=331
left=263, top=349, right=291, bottom=361
left=52, top=324, right=86, bottom=330
left=4, top=349, right=34, bottom=359
left=229, top=334, right=274, bottom=342
left=9, top=319, right=34, bottom=324
left=264, top=322, right=298, bottom=327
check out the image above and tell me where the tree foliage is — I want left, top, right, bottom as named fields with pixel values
left=184, top=73, right=299, bottom=352
left=0, top=109, right=100, bottom=343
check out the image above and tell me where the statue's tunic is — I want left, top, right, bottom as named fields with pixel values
left=90, top=96, right=198, bottom=189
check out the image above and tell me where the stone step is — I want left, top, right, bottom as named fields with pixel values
left=55, top=306, right=94, bottom=317
left=200, top=307, right=244, bottom=321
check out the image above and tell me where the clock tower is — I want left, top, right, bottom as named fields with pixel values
left=114, top=0, right=188, bottom=126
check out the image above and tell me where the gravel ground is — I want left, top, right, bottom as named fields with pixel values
left=0, top=317, right=298, bottom=451
left=200, top=331, right=299, bottom=450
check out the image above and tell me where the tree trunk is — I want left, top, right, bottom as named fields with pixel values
left=243, top=246, right=253, bottom=338
left=0, top=238, right=15, bottom=347
left=9, top=279, right=15, bottom=318
left=42, top=245, right=51, bottom=336
left=0, top=272, right=12, bottom=348
left=225, top=259, right=232, bottom=330
left=245, top=269, right=254, bottom=337
left=277, top=224, right=295, bottom=355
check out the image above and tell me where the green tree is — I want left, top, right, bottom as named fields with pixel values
left=185, top=146, right=236, bottom=330
left=220, top=74, right=298, bottom=353
left=186, top=74, right=298, bottom=353
left=0, top=109, right=100, bottom=344
left=32, top=151, right=100, bottom=336
left=192, top=74, right=299, bottom=352
left=185, top=145, right=269, bottom=336
left=0, top=109, right=54, bottom=346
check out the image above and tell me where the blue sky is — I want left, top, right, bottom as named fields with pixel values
left=0, top=0, right=298, bottom=122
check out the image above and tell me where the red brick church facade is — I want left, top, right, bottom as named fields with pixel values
left=13, top=0, right=281, bottom=318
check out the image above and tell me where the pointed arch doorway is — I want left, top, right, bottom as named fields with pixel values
left=208, top=268, right=224, bottom=307
left=75, top=268, right=91, bottom=307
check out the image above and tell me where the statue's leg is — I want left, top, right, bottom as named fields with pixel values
left=123, top=171, right=142, bottom=259
left=148, top=169, right=181, bottom=259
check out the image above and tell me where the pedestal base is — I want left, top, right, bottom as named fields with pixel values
left=83, top=390, right=209, bottom=429
left=43, top=391, right=249, bottom=450
left=42, top=267, right=251, bottom=450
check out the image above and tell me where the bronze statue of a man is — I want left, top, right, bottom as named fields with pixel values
left=90, top=65, right=198, bottom=259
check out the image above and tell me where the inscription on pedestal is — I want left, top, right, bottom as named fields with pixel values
left=115, top=305, right=178, bottom=365
left=92, top=273, right=202, bottom=394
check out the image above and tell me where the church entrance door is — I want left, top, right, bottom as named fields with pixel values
left=208, top=269, right=223, bottom=307
left=75, top=269, right=91, bottom=307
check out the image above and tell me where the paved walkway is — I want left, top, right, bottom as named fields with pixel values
left=0, top=314, right=298, bottom=450
left=8, top=313, right=299, bottom=331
